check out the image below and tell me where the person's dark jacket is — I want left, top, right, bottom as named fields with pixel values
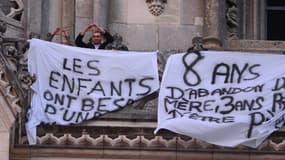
left=75, top=31, right=114, bottom=49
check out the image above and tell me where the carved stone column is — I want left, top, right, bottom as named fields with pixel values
left=25, top=0, right=48, bottom=38
left=0, top=21, right=17, bottom=160
left=225, top=0, right=238, bottom=40
left=45, top=0, right=75, bottom=41
left=93, top=0, right=109, bottom=29
left=0, top=95, right=15, bottom=160
left=75, top=0, right=93, bottom=39
left=203, top=0, right=223, bottom=49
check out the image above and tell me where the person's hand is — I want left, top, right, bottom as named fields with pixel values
left=82, top=24, right=94, bottom=34
left=81, top=23, right=105, bottom=35
left=62, top=30, right=68, bottom=37
left=92, top=24, right=105, bottom=33
left=52, top=28, right=61, bottom=36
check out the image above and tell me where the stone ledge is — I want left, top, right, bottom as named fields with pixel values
left=11, top=145, right=285, bottom=160
left=224, top=40, right=285, bottom=53
left=15, top=124, right=285, bottom=154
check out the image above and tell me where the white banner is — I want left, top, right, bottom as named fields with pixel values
left=26, top=39, right=159, bottom=145
left=155, top=51, right=285, bottom=148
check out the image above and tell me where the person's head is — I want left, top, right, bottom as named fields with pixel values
left=91, top=31, right=103, bottom=45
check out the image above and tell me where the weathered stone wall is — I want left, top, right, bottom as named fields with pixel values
left=75, top=0, right=93, bottom=42
left=23, top=0, right=205, bottom=51
left=25, top=0, right=75, bottom=42
left=108, top=0, right=204, bottom=51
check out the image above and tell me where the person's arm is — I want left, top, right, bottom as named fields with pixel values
left=75, top=24, right=93, bottom=47
left=103, top=30, right=114, bottom=44
left=75, top=33, right=87, bottom=47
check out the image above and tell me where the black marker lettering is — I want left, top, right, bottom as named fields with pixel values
left=166, top=86, right=184, bottom=99
left=137, top=77, right=154, bottom=96
left=81, top=98, right=95, bottom=111
left=49, top=71, right=60, bottom=89
left=73, top=58, right=83, bottom=74
left=44, top=104, right=57, bottom=114
left=124, top=78, right=136, bottom=96
left=87, top=60, right=100, bottom=76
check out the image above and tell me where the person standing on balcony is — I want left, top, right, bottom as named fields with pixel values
left=75, top=23, right=113, bottom=49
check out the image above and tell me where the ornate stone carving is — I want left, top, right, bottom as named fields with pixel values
left=0, top=20, right=35, bottom=117
left=145, top=0, right=167, bottom=16
left=6, top=0, right=24, bottom=22
left=226, top=0, right=238, bottom=39
left=18, top=126, right=285, bottom=152
left=2, top=42, right=35, bottom=93
left=0, top=19, right=7, bottom=37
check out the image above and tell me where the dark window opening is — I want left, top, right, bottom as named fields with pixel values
left=266, top=0, right=285, bottom=40
left=267, top=0, right=285, bottom=7
left=267, top=10, right=285, bottom=40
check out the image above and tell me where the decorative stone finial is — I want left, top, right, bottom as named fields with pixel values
left=145, top=0, right=167, bottom=16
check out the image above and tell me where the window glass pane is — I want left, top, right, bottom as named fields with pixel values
left=267, top=10, right=285, bottom=40
left=267, top=0, right=285, bottom=7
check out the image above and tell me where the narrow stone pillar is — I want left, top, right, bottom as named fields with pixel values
left=203, top=0, right=223, bottom=49
left=75, top=0, right=93, bottom=40
left=62, top=0, right=75, bottom=39
left=45, top=0, right=75, bottom=42
left=0, top=131, right=10, bottom=159
left=25, top=0, right=43, bottom=37
left=0, top=94, right=17, bottom=160
left=93, top=0, right=109, bottom=29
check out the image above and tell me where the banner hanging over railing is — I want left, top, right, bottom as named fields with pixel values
left=26, top=39, right=159, bottom=145
left=155, top=51, right=285, bottom=148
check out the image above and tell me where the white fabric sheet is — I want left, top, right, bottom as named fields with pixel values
left=26, top=39, right=159, bottom=145
left=155, top=51, right=285, bottom=148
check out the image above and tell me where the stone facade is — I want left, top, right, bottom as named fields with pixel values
left=23, top=0, right=204, bottom=51
left=1, top=0, right=285, bottom=160
left=108, top=0, right=204, bottom=51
